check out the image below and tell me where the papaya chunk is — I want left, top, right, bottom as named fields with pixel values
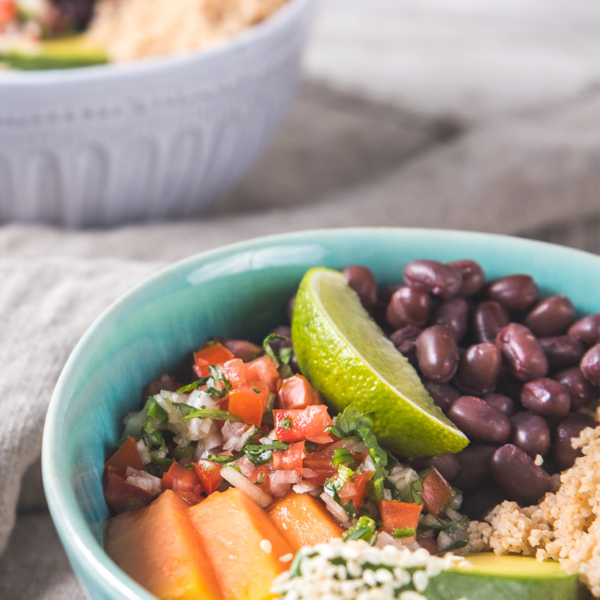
left=267, top=490, right=344, bottom=552
left=105, top=490, right=222, bottom=600
left=188, top=488, right=293, bottom=600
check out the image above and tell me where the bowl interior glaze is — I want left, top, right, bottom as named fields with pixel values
left=42, top=228, right=600, bottom=599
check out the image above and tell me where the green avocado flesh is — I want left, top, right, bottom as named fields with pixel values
left=0, top=37, right=108, bottom=70
left=425, top=554, right=590, bottom=600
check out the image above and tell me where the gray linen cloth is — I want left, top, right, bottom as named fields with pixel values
left=0, top=84, right=598, bottom=598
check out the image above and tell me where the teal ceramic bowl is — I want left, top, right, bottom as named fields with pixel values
left=42, top=228, right=600, bottom=600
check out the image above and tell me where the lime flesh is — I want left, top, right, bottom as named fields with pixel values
left=291, top=268, right=468, bottom=457
left=425, top=554, right=587, bottom=600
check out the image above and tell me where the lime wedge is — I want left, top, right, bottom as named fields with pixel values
left=291, top=268, right=468, bottom=457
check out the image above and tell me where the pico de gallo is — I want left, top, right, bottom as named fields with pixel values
left=103, top=331, right=470, bottom=554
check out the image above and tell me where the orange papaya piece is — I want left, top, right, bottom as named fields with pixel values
left=267, top=490, right=344, bottom=552
left=105, top=490, right=222, bottom=600
left=188, top=488, right=293, bottom=600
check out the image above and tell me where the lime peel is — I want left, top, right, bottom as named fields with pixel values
left=291, top=267, right=468, bottom=457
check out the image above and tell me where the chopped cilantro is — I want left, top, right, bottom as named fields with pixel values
left=176, top=377, right=210, bottom=394
left=252, top=387, right=261, bottom=394
left=343, top=516, right=378, bottom=545
left=392, top=527, right=415, bottom=538
left=410, top=479, right=424, bottom=505
left=262, top=333, right=293, bottom=378
left=179, top=406, right=245, bottom=423
left=243, top=441, right=288, bottom=466
left=445, top=540, right=468, bottom=551
left=280, top=416, right=293, bottom=430
left=172, top=445, right=195, bottom=460
left=207, top=454, right=237, bottom=465
left=149, top=454, right=173, bottom=468
left=141, top=417, right=165, bottom=448
left=144, top=396, right=168, bottom=421
left=115, top=437, right=129, bottom=448
left=332, top=448, right=354, bottom=468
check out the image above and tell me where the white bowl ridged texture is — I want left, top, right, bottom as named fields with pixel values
left=0, top=0, right=314, bottom=227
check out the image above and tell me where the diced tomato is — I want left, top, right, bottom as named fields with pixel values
left=0, top=1, right=17, bottom=25
left=379, top=500, right=423, bottom=535
left=193, top=343, right=235, bottom=377
left=162, top=462, right=204, bottom=506
left=338, top=471, right=372, bottom=512
left=421, top=467, right=455, bottom=516
left=219, top=358, right=247, bottom=389
left=273, top=441, right=305, bottom=472
left=193, top=460, right=223, bottom=495
left=105, top=437, right=144, bottom=476
left=104, top=466, right=157, bottom=514
left=245, top=356, right=280, bottom=393
left=418, top=537, right=439, bottom=555
left=278, top=374, right=322, bottom=410
left=274, top=405, right=334, bottom=443
left=228, top=382, right=270, bottom=427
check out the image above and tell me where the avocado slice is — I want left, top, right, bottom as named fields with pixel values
left=0, top=36, right=108, bottom=70
left=425, top=554, right=590, bottom=600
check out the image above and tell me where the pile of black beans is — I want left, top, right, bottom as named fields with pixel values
left=338, top=262, right=599, bottom=519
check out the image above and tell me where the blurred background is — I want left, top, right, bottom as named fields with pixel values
left=0, top=0, right=598, bottom=598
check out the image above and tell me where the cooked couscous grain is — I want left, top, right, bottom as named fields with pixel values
left=468, top=425, right=600, bottom=597
left=88, top=0, right=288, bottom=62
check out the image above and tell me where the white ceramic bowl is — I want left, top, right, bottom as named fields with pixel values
left=0, top=0, right=315, bottom=227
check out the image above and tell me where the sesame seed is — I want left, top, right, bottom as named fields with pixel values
left=259, top=539, right=272, bottom=554
left=280, top=553, right=294, bottom=563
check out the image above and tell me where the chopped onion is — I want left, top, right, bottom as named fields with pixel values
left=446, top=508, right=463, bottom=522
left=320, top=492, right=349, bottom=524
left=221, top=466, right=273, bottom=507
left=223, top=422, right=256, bottom=452
left=375, top=531, right=404, bottom=550
left=269, top=480, right=292, bottom=499
left=122, top=408, right=148, bottom=437
left=383, top=488, right=393, bottom=501
left=301, top=468, right=318, bottom=478
left=293, top=481, right=320, bottom=495
left=195, top=421, right=223, bottom=460
left=125, top=467, right=162, bottom=494
left=272, top=470, right=302, bottom=485
left=136, top=440, right=151, bottom=465
left=437, top=531, right=454, bottom=551
left=326, top=438, right=368, bottom=454
left=361, top=455, right=377, bottom=472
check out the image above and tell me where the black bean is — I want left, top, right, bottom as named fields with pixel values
left=448, top=396, right=511, bottom=444
left=422, top=379, right=460, bottom=414
left=460, top=485, right=507, bottom=521
left=482, top=275, right=539, bottom=313
left=343, top=265, right=378, bottom=311
left=430, top=298, right=469, bottom=342
left=494, top=377, right=523, bottom=403
left=453, top=445, right=497, bottom=491
left=455, top=343, right=502, bottom=396
left=409, top=455, right=461, bottom=482
left=389, top=325, right=422, bottom=367
left=404, top=260, right=463, bottom=300
left=416, top=325, right=459, bottom=382
left=496, top=323, right=548, bottom=382
left=471, top=301, right=510, bottom=344
left=521, top=378, right=570, bottom=419
left=539, top=335, right=586, bottom=372
left=490, top=444, right=554, bottom=505
left=215, top=338, right=262, bottom=362
left=509, top=412, right=551, bottom=457
left=523, top=295, right=576, bottom=338
left=386, top=286, right=431, bottom=329
left=287, top=295, right=296, bottom=324
left=581, top=344, right=600, bottom=387
left=448, top=259, right=486, bottom=298
left=289, top=353, right=300, bottom=374
left=268, top=326, right=292, bottom=353
left=484, top=393, right=516, bottom=417
left=553, top=412, right=598, bottom=470
left=568, top=313, right=600, bottom=348
left=553, top=367, right=598, bottom=410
